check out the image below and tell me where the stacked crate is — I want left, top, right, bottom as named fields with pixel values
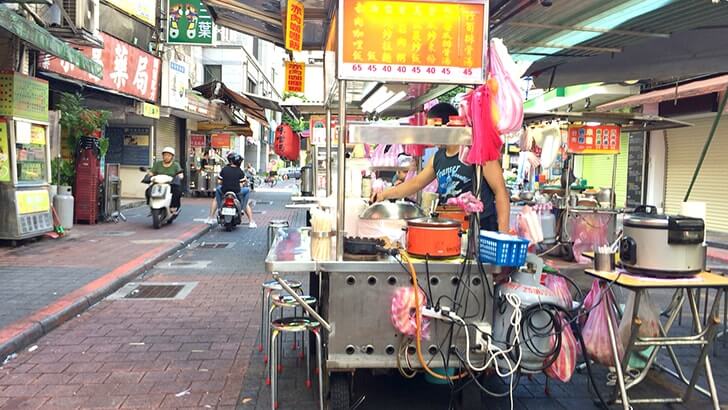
left=74, top=146, right=100, bottom=224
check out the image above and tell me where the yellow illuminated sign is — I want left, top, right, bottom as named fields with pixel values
left=16, top=190, right=50, bottom=214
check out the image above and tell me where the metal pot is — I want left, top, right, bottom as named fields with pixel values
left=596, top=187, right=613, bottom=206
left=620, top=205, right=706, bottom=276
left=360, top=200, right=425, bottom=220
left=405, top=217, right=462, bottom=258
left=435, top=205, right=469, bottom=231
left=300, top=164, right=314, bottom=196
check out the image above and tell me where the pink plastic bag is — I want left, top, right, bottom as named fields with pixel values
left=582, top=283, right=623, bottom=366
left=545, top=314, right=577, bottom=383
left=465, top=80, right=503, bottom=165
left=489, top=38, right=524, bottom=134
left=570, top=213, right=611, bottom=263
left=544, top=274, right=572, bottom=310
left=391, top=286, right=430, bottom=339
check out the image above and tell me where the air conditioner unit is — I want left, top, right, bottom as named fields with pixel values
left=46, top=0, right=102, bottom=47
left=60, top=0, right=99, bottom=33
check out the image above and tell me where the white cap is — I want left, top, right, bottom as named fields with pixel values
left=162, top=146, right=175, bottom=156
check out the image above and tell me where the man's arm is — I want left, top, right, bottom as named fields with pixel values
left=483, top=160, right=510, bottom=233
left=374, top=156, right=436, bottom=201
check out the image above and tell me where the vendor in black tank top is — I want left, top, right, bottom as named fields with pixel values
left=371, top=103, right=509, bottom=232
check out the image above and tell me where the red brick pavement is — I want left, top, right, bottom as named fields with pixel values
left=0, top=273, right=267, bottom=409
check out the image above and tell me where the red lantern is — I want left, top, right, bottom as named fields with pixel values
left=274, top=124, right=300, bottom=161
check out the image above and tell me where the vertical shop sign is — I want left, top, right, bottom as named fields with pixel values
left=169, top=60, right=189, bottom=109
left=106, top=0, right=156, bottom=26
left=339, top=0, right=486, bottom=84
left=285, top=0, right=304, bottom=51
left=284, top=62, right=305, bottom=93
left=38, top=33, right=161, bottom=102
left=0, top=120, right=9, bottom=182
left=166, top=0, right=214, bottom=45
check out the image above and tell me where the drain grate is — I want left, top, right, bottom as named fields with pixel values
left=107, top=282, right=198, bottom=300
left=159, top=260, right=211, bottom=269
left=198, top=242, right=234, bottom=249
left=125, top=285, right=183, bottom=299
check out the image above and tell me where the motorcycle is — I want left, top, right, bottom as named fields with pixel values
left=140, top=168, right=183, bottom=229
left=218, top=191, right=242, bottom=231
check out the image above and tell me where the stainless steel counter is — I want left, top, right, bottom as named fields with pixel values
left=265, top=227, right=492, bottom=274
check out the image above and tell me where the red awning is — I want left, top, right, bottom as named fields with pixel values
left=598, top=75, right=728, bottom=112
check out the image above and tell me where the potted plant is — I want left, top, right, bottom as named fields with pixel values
left=51, top=157, right=75, bottom=195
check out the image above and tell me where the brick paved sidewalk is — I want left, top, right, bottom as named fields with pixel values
left=0, top=199, right=213, bottom=361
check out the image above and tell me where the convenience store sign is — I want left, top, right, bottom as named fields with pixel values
left=338, top=0, right=486, bottom=84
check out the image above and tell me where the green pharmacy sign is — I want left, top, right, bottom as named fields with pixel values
left=166, top=0, right=214, bottom=45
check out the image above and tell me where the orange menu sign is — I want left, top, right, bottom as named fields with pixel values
left=339, top=0, right=485, bottom=84
left=285, top=0, right=304, bottom=51
left=284, top=62, right=306, bottom=93
left=567, top=125, right=621, bottom=154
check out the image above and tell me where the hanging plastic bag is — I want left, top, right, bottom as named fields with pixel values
left=465, top=79, right=503, bottom=165
left=570, top=213, right=611, bottom=263
left=618, top=291, right=661, bottom=348
left=544, top=274, right=572, bottom=311
left=391, top=286, right=430, bottom=339
left=545, top=314, right=577, bottom=383
left=582, top=283, right=623, bottom=367
left=489, top=38, right=524, bottom=135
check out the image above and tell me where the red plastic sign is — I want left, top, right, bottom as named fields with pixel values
left=38, top=32, right=161, bottom=102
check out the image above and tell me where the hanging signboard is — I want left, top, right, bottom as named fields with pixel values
left=167, top=0, right=214, bottom=45
left=284, top=62, right=305, bottom=93
left=567, top=125, right=621, bottom=154
left=189, top=134, right=206, bottom=147
left=0, top=72, right=49, bottom=123
left=338, top=0, right=486, bottom=84
left=38, top=32, right=161, bottom=102
left=285, top=0, right=304, bottom=51
left=168, top=60, right=189, bottom=110
left=210, top=133, right=231, bottom=148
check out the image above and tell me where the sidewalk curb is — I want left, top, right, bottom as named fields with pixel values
left=0, top=223, right=211, bottom=361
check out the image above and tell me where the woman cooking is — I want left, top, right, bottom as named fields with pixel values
left=371, top=103, right=510, bottom=233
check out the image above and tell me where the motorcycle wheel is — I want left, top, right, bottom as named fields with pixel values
left=225, top=224, right=233, bottom=232
left=151, top=209, right=164, bottom=229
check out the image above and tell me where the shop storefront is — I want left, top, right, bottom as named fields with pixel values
left=38, top=31, right=162, bottom=200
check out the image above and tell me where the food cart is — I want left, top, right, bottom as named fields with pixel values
left=0, top=72, right=54, bottom=241
left=517, top=111, right=691, bottom=260
left=267, top=1, right=498, bottom=407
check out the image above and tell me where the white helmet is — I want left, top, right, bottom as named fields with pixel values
left=162, top=146, right=175, bottom=156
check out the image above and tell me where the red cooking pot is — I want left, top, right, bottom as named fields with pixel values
left=405, top=217, right=462, bottom=258
left=435, top=205, right=469, bottom=231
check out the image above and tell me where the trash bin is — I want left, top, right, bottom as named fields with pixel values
left=267, top=219, right=290, bottom=252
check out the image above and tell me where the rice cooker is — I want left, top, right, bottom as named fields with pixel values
left=620, top=205, right=706, bottom=276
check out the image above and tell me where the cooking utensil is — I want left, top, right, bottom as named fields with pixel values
left=594, top=246, right=616, bottom=272
left=360, top=200, right=426, bottom=220
left=405, top=217, right=462, bottom=258
left=436, top=205, right=469, bottom=231
left=596, top=187, right=613, bottom=207
left=344, top=237, right=395, bottom=256
left=620, top=205, right=705, bottom=276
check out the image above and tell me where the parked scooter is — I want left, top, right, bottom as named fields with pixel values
left=218, top=191, right=242, bottom=231
left=140, top=168, right=183, bottom=229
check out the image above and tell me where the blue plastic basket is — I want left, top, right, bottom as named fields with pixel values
left=478, top=231, right=529, bottom=267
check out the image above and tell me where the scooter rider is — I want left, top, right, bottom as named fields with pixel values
left=214, top=153, right=256, bottom=228
left=146, top=147, right=183, bottom=213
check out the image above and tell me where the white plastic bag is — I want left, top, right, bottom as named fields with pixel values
left=489, top=38, right=524, bottom=134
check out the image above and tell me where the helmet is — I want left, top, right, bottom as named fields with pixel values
left=232, top=154, right=243, bottom=167
left=226, top=152, right=237, bottom=164
left=162, top=146, right=175, bottom=156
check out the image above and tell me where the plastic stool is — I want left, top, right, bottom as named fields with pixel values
left=257, top=279, right=302, bottom=363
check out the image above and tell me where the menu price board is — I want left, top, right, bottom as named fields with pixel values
left=567, top=125, right=621, bottom=154
left=210, top=133, right=231, bottom=148
left=0, top=72, right=49, bottom=123
left=339, top=0, right=486, bottom=84
left=189, top=134, right=206, bottom=147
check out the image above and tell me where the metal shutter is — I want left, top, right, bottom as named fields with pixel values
left=155, top=117, right=178, bottom=159
left=664, top=115, right=728, bottom=232
left=580, top=135, right=629, bottom=207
